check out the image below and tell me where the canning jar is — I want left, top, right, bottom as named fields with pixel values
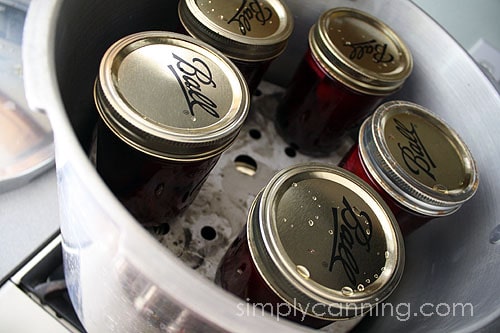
left=275, top=7, right=413, bottom=156
left=93, top=31, right=250, bottom=227
left=178, top=0, right=294, bottom=95
left=216, top=163, right=404, bottom=328
left=339, top=101, right=479, bottom=235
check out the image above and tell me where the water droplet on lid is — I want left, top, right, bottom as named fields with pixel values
left=291, top=182, right=298, bottom=187
left=374, top=274, right=379, bottom=279
left=381, top=267, right=385, bottom=272
left=365, top=229, right=371, bottom=235
left=192, top=116, right=197, bottom=122
left=296, top=265, right=310, bottom=279
left=282, top=218, right=287, bottom=223
left=385, top=251, right=390, bottom=259
left=312, top=196, right=317, bottom=201
left=315, top=216, right=319, bottom=220
left=290, top=224, right=294, bottom=228
left=357, top=284, right=365, bottom=292
left=317, top=204, right=322, bottom=208
left=308, top=220, right=314, bottom=227
left=433, top=184, right=449, bottom=194
left=341, top=286, right=354, bottom=296
left=365, top=279, right=371, bottom=284
left=328, top=230, right=334, bottom=235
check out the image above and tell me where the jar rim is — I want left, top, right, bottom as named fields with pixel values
left=178, top=0, right=294, bottom=61
left=309, top=7, right=413, bottom=95
left=359, top=100, right=480, bottom=216
left=247, top=163, right=405, bottom=320
left=95, top=31, right=249, bottom=161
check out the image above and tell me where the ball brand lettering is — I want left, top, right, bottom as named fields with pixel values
left=329, top=196, right=372, bottom=286
left=394, top=118, right=437, bottom=181
left=228, top=0, right=273, bottom=35
left=345, top=39, right=394, bottom=63
left=168, top=53, right=220, bottom=118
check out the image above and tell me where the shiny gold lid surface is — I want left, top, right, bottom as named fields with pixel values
left=359, top=100, right=479, bottom=216
left=95, top=31, right=249, bottom=161
left=310, top=7, right=413, bottom=95
left=248, top=164, right=404, bottom=320
left=179, top=0, right=294, bottom=61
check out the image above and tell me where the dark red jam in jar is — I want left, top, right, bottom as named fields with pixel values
left=93, top=31, right=250, bottom=227
left=275, top=7, right=413, bottom=156
left=339, top=101, right=480, bottom=235
left=178, top=0, right=294, bottom=95
left=216, top=163, right=405, bottom=328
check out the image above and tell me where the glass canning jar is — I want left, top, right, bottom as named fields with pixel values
left=275, top=7, right=413, bottom=156
left=339, top=101, right=479, bottom=235
left=178, top=0, right=294, bottom=95
left=216, top=163, right=405, bottom=328
left=93, top=31, right=250, bottom=227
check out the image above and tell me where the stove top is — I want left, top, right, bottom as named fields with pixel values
left=15, top=235, right=85, bottom=332
left=0, top=235, right=82, bottom=332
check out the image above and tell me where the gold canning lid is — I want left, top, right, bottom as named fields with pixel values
left=178, top=0, right=294, bottom=61
left=309, top=7, right=413, bottom=95
left=94, top=31, right=249, bottom=161
left=359, top=100, right=480, bottom=216
left=248, top=163, right=405, bottom=320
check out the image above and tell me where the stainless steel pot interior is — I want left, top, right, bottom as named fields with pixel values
left=22, top=0, right=500, bottom=332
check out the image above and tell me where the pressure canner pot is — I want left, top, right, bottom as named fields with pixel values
left=22, top=0, right=500, bottom=332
